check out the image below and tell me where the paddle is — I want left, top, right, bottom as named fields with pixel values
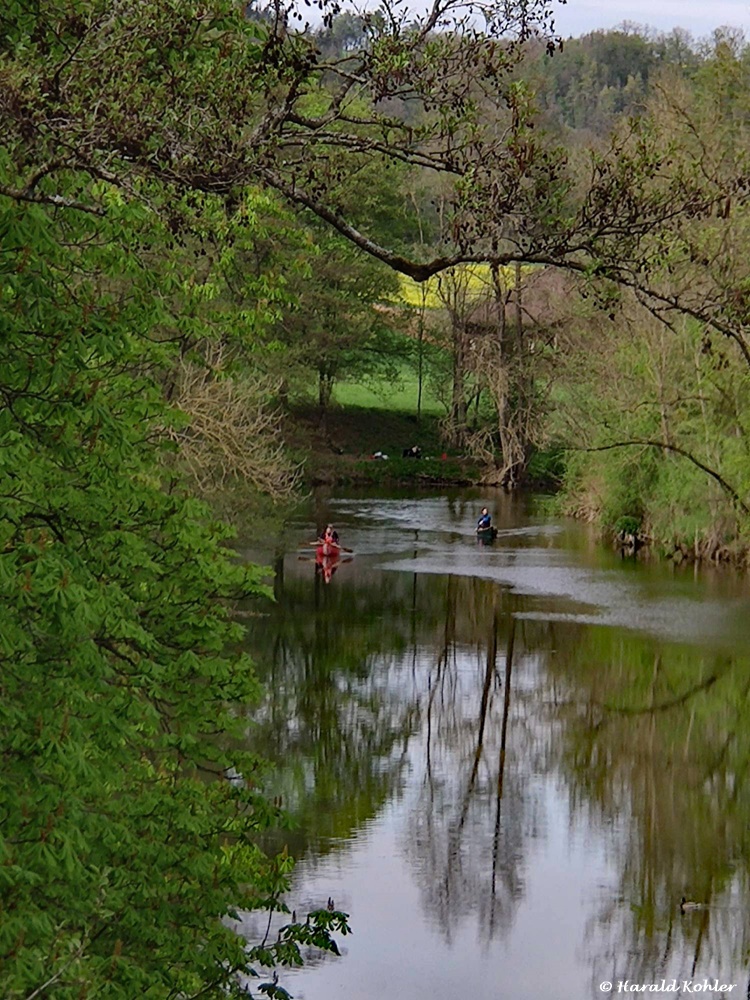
left=298, top=554, right=353, bottom=563
left=305, top=541, right=354, bottom=553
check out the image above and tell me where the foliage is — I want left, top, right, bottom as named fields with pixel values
left=530, top=25, right=698, bottom=133
left=510, top=33, right=750, bottom=556
left=6, top=0, right=750, bottom=523
left=0, top=180, right=347, bottom=997
left=553, top=287, right=750, bottom=556
left=167, top=344, right=298, bottom=499
left=614, top=515, right=642, bottom=536
left=272, top=226, right=406, bottom=408
left=525, top=446, right=566, bottom=489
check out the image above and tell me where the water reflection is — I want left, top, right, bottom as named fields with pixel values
left=240, top=492, right=750, bottom=999
left=547, top=626, right=750, bottom=991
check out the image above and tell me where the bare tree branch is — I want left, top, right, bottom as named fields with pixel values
left=572, top=438, right=749, bottom=515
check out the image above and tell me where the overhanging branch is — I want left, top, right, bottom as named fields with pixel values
left=0, top=185, right=105, bottom=216
left=573, top=438, right=749, bottom=515
left=260, top=168, right=750, bottom=370
left=259, top=167, right=588, bottom=280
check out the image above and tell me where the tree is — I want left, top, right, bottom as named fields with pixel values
left=0, top=177, right=347, bottom=999
left=531, top=26, right=660, bottom=132
left=546, top=40, right=750, bottom=550
left=274, top=227, right=405, bottom=411
left=3, top=0, right=746, bottom=315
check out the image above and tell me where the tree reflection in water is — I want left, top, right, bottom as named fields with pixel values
left=404, top=584, right=531, bottom=947
left=545, top=625, right=750, bottom=987
left=238, top=502, right=750, bottom=992
left=242, top=557, right=425, bottom=859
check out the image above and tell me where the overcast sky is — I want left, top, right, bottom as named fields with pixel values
left=551, top=0, right=750, bottom=39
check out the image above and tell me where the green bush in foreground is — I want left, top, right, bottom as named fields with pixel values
left=0, top=187, right=347, bottom=998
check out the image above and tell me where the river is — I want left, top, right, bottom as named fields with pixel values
left=234, top=489, right=750, bottom=1000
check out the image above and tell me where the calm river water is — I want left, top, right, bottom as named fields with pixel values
left=236, top=490, right=750, bottom=1000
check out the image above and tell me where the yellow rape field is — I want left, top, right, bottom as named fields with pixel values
left=396, top=263, right=529, bottom=308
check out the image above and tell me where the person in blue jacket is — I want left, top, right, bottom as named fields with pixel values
left=476, top=507, right=492, bottom=532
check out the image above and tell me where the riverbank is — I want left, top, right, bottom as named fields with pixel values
left=559, top=495, right=750, bottom=570
left=284, top=403, right=482, bottom=486
left=282, top=404, right=748, bottom=567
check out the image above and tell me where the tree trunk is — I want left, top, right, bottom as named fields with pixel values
left=482, top=262, right=535, bottom=489
left=318, top=369, right=334, bottom=410
left=417, top=285, right=426, bottom=424
left=450, top=317, right=467, bottom=446
left=318, top=368, right=335, bottom=434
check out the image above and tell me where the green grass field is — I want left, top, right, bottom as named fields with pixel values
left=332, top=368, right=445, bottom=416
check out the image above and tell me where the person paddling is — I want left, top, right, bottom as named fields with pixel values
left=318, top=524, right=339, bottom=545
left=476, top=508, right=492, bottom=532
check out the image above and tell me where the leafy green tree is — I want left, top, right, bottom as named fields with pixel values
left=0, top=179, right=346, bottom=998
left=279, top=228, right=406, bottom=409
left=548, top=40, right=750, bottom=553
left=532, top=27, right=657, bottom=131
